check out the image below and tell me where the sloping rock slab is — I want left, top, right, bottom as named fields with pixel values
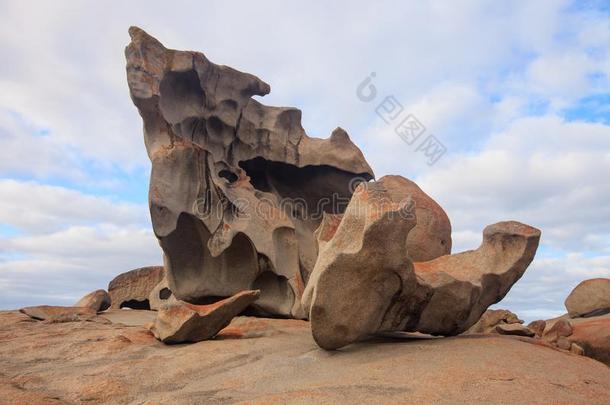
left=151, top=290, right=260, bottom=343
left=20, top=305, right=97, bottom=322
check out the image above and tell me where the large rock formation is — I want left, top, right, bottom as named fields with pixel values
left=125, top=28, right=542, bottom=350
left=303, top=178, right=540, bottom=349
left=565, top=278, right=610, bottom=318
left=126, top=27, right=375, bottom=318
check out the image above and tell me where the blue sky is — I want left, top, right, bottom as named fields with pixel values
left=0, top=0, right=609, bottom=321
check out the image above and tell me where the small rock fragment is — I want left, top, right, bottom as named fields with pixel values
left=151, top=290, right=260, bottom=344
left=465, top=309, right=523, bottom=334
left=495, top=323, right=535, bottom=337
left=527, top=320, right=546, bottom=338
left=543, top=319, right=573, bottom=343
left=75, top=289, right=111, bottom=312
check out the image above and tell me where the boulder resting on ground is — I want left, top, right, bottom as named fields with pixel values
left=303, top=178, right=541, bottom=349
left=565, top=278, right=610, bottom=318
left=75, top=289, right=111, bottom=312
left=150, top=290, right=260, bottom=343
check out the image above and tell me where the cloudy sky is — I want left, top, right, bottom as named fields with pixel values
left=1, top=0, right=609, bottom=321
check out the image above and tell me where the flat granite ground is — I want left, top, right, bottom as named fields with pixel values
left=1, top=309, right=609, bottom=404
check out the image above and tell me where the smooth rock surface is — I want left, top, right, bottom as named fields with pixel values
left=126, top=27, right=374, bottom=318
left=151, top=290, right=260, bottom=343
left=75, top=289, right=111, bottom=312
left=99, top=309, right=158, bottom=326
left=1, top=310, right=610, bottom=404
left=565, top=278, right=610, bottom=318
left=108, top=266, right=165, bottom=309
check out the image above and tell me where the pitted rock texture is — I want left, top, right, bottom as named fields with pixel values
left=565, top=278, right=610, bottom=318
left=303, top=178, right=540, bottom=349
left=126, top=27, right=374, bottom=318
left=75, top=289, right=111, bottom=312
left=108, top=266, right=165, bottom=309
left=148, top=276, right=179, bottom=310
left=150, top=290, right=260, bottom=343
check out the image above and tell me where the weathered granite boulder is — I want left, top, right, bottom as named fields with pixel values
left=303, top=178, right=541, bottom=349
left=75, top=289, right=111, bottom=312
left=125, top=27, right=374, bottom=318
left=108, top=266, right=165, bottom=309
left=20, top=305, right=97, bottom=322
left=565, top=278, right=610, bottom=318
left=150, top=290, right=260, bottom=343
left=465, top=309, right=523, bottom=334
left=302, top=179, right=421, bottom=349
left=304, top=182, right=540, bottom=348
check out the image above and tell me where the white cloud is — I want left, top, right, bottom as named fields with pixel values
left=0, top=225, right=161, bottom=309
left=0, top=179, right=149, bottom=234
left=495, top=253, right=610, bottom=322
